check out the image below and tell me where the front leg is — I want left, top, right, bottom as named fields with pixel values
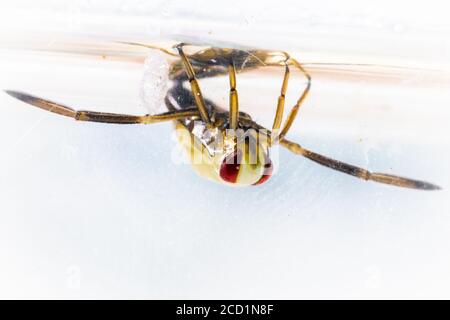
left=175, top=44, right=212, bottom=127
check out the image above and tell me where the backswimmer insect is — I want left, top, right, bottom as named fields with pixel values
left=5, top=42, right=441, bottom=190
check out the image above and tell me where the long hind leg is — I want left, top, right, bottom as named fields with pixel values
left=5, top=90, right=200, bottom=124
left=238, top=117, right=441, bottom=191
left=279, top=138, right=440, bottom=191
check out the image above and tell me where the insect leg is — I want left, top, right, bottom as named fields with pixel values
left=78, top=108, right=200, bottom=124
left=279, top=138, right=441, bottom=190
left=238, top=117, right=440, bottom=190
left=5, top=90, right=200, bottom=124
left=276, top=56, right=311, bottom=142
left=271, top=62, right=290, bottom=141
left=175, top=44, right=212, bottom=127
left=228, top=62, right=239, bottom=130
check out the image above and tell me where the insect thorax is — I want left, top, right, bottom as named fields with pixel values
left=180, top=113, right=270, bottom=161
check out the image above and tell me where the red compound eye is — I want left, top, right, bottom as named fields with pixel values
left=219, top=151, right=241, bottom=183
left=253, top=158, right=273, bottom=185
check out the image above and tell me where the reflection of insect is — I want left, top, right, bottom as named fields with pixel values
left=5, top=43, right=441, bottom=190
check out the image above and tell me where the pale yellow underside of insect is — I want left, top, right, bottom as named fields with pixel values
left=175, top=122, right=267, bottom=186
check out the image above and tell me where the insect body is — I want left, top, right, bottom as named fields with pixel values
left=5, top=43, right=441, bottom=190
